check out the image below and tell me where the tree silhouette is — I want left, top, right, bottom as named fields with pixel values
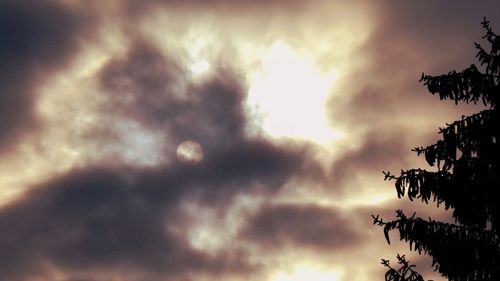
left=381, top=254, right=425, bottom=281
left=373, top=18, right=500, bottom=281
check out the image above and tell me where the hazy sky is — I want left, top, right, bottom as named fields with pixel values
left=1, top=1, right=499, bottom=281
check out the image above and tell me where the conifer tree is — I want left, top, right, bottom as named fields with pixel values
left=373, top=19, right=500, bottom=281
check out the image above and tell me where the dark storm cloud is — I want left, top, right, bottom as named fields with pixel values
left=0, top=35, right=323, bottom=279
left=97, top=40, right=324, bottom=187
left=0, top=167, right=257, bottom=280
left=0, top=0, right=93, bottom=151
left=240, top=203, right=363, bottom=252
left=98, top=41, right=248, bottom=152
left=0, top=133, right=314, bottom=277
left=96, top=38, right=324, bottom=203
left=6, top=1, right=499, bottom=280
left=0, top=138, right=315, bottom=279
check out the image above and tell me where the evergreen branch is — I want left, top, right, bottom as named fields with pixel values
left=381, top=210, right=500, bottom=281
left=381, top=255, right=425, bottom=281
left=438, top=109, right=492, bottom=133
left=384, top=168, right=454, bottom=206
left=481, top=18, right=500, bottom=51
left=420, top=65, right=498, bottom=106
left=386, top=166, right=500, bottom=230
left=475, top=42, right=500, bottom=75
left=412, top=109, right=498, bottom=169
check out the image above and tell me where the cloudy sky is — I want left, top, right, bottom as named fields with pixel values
left=1, top=1, right=499, bottom=280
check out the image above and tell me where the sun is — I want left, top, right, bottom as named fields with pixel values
left=176, top=140, right=204, bottom=164
left=246, top=41, right=342, bottom=144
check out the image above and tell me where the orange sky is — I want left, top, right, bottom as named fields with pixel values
left=0, top=1, right=499, bottom=280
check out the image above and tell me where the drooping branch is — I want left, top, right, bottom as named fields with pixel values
left=383, top=166, right=499, bottom=230
left=383, top=169, right=454, bottom=206
left=381, top=255, right=425, bottom=281
left=420, top=65, right=499, bottom=106
left=475, top=43, right=500, bottom=76
left=481, top=18, right=500, bottom=53
left=373, top=210, right=500, bottom=281
left=413, top=109, right=499, bottom=170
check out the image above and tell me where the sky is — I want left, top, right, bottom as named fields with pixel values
left=0, top=1, right=499, bottom=281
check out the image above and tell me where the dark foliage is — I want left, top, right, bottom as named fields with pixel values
left=381, top=254, right=425, bottom=281
left=373, top=18, right=500, bottom=281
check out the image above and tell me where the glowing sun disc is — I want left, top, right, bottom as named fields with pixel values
left=176, top=140, right=203, bottom=164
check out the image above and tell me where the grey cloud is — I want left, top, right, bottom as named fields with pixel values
left=62, top=278, right=111, bottom=281
left=0, top=35, right=323, bottom=280
left=123, top=0, right=311, bottom=16
left=0, top=167, right=257, bottom=280
left=97, top=41, right=248, bottom=155
left=0, top=123, right=318, bottom=279
left=96, top=40, right=324, bottom=191
left=0, top=0, right=94, bottom=151
left=326, top=2, right=500, bottom=198
left=5, top=2, right=498, bottom=281
left=329, top=1, right=500, bottom=129
left=99, top=42, right=187, bottom=129
left=240, top=203, right=364, bottom=252
left=329, top=131, right=410, bottom=193
left=369, top=1, right=500, bottom=71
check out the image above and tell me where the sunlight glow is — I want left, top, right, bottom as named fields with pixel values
left=180, top=194, right=263, bottom=255
left=247, top=42, right=342, bottom=144
left=272, top=265, right=342, bottom=281
left=189, top=59, right=211, bottom=75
